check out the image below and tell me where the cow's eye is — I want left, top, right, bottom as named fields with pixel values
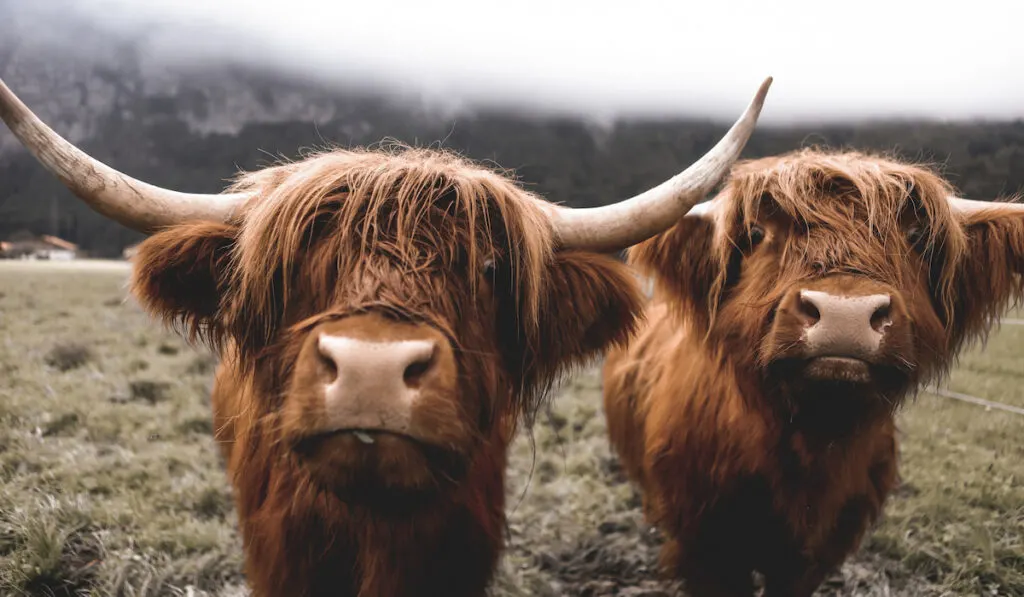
left=906, top=224, right=926, bottom=249
left=482, top=258, right=496, bottom=277
left=748, top=225, right=766, bottom=249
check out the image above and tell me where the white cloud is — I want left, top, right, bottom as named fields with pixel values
left=42, top=0, right=1024, bottom=123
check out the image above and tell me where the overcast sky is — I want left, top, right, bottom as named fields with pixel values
left=47, top=0, right=1024, bottom=123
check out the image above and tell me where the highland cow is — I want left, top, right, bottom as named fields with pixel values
left=603, top=148, right=1024, bottom=597
left=0, top=76, right=771, bottom=597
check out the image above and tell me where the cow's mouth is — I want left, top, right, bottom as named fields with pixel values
left=289, top=426, right=470, bottom=498
left=293, top=427, right=466, bottom=471
left=802, top=356, right=873, bottom=384
left=293, top=428, right=426, bottom=453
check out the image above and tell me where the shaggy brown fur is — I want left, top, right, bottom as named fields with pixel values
left=603, top=147, right=1024, bottom=597
left=129, top=146, right=645, bottom=597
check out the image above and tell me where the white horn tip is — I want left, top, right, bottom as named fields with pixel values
left=751, top=76, right=773, bottom=115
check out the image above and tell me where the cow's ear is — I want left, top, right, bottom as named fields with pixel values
left=627, top=216, right=724, bottom=332
left=128, top=221, right=238, bottom=345
left=949, top=211, right=1024, bottom=349
left=525, top=250, right=645, bottom=385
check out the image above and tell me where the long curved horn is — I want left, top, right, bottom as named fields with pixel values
left=0, top=77, right=251, bottom=233
left=948, top=195, right=1024, bottom=217
left=545, top=76, right=772, bottom=252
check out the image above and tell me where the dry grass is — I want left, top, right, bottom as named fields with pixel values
left=0, top=260, right=1021, bottom=596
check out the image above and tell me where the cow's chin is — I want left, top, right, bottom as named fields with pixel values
left=761, top=354, right=912, bottom=434
left=765, top=354, right=913, bottom=397
left=291, top=430, right=471, bottom=507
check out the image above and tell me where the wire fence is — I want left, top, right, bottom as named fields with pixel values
left=925, top=386, right=1024, bottom=417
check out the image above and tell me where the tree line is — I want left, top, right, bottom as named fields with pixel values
left=2, top=94, right=1022, bottom=257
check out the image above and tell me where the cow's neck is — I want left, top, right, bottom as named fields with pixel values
left=249, top=491, right=458, bottom=596
left=786, top=388, right=891, bottom=442
left=235, top=428, right=507, bottom=597
left=761, top=385, right=896, bottom=496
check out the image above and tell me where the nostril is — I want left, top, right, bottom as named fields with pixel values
left=316, top=341, right=339, bottom=378
left=871, top=301, right=893, bottom=333
left=403, top=346, right=437, bottom=388
left=796, top=292, right=821, bottom=325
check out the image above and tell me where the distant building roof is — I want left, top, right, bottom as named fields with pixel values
left=39, top=235, right=78, bottom=251
left=1, top=233, right=79, bottom=254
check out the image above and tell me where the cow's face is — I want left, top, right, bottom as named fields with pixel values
left=632, top=149, right=1024, bottom=421
left=128, top=151, right=643, bottom=499
left=710, top=192, right=942, bottom=405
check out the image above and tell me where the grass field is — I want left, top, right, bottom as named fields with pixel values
left=0, top=260, right=1021, bottom=597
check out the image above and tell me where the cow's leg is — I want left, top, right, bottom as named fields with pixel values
left=761, top=564, right=833, bottom=597
left=762, top=494, right=880, bottom=597
left=661, top=539, right=755, bottom=597
left=680, top=566, right=756, bottom=597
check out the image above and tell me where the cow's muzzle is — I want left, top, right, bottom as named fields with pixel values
left=763, top=276, right=912, bottom=385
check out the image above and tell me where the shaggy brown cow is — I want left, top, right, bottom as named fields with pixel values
left=603, top=148, right=1024, bottom=597
left=0, top=76, right=771, bottom=597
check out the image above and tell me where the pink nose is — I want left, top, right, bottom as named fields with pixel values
left=796, top=290, right=892, bottom=358
left=317, top=335, right=438, bottom=394
left=310, top=333, right=442, bottom=434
